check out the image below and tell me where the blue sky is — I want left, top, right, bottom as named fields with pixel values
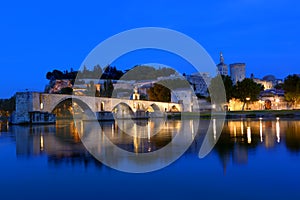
left=0, top=0, right=299, bottom=98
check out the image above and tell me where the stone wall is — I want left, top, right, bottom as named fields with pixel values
left=10, top=92, right=34, bottom=124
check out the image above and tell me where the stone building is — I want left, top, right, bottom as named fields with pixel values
left=230, top=63, right=246, bottom=84
left=184, top=72, right=211, bottom=97
left=250, top=74, right=273, bottom=90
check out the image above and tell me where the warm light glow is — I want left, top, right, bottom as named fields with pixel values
left=213, top=118, right=216, bottom=141
left=260, top=119, right=263, bottom=142
left=190, top=120, right=194, bottom=138
left=233, top=125, right=237, bottom=138
left=241, top=121, right=244, bottom=135
left=148, top=122, right=151, bottom=141
left=101, top=102, right=105, bottom=111
left=40, top=135, right=44, bottom=151
left=276, top=119, right=280, bottom=143
left=40, top=103, right=44, bottom=110
left=247, top=126, right=251, bottom=144
left=133, top=124, right=138, bottom=153
left=246, top=97, right=250, bottom=101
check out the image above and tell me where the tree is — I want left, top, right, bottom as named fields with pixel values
left=282, top=74, right=300, bottom=108
left=100, top=80, right=114, bottom=97
left=121, top=65, right=176, bottom=81
left=209, top=75, right=234, bottom=103
left=46, top=69, right=78, bottom=80
left=46, top=71, right=54, bottom=80
left=233, top=78, right=262, bottom=110
left=0, top=96, right=16, bottom=116
left=274, top=83, right=283, bottom=90
left=59, top=87, right=73, bottom=95
left=148, top=83, right=171, bottom=102
left=101, top=65, right=124, bottom=80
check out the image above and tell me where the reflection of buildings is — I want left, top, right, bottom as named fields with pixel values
left=0, top=121, right=9, bottom=132
left=212, top=118, right=300, bottom=173
left=85, top=119, right=183, bottom=154
left=12, top=122, right=100, bottom=168
left=4, top=117, right=300, bottom=174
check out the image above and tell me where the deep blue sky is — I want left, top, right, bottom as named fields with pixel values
left=0, top=0, right=299, bottom=98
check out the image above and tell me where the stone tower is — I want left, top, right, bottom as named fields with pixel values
left=230, top=63, right=246, bottom=84
left=216, top=52, right=228, bottom=76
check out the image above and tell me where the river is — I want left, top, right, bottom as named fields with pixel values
left=0, top=118, right=300, bottom=199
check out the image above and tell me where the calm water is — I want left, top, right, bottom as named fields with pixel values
left=1, top=118, right=300, bottom=200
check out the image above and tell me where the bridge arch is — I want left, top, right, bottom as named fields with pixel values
left=112, top=102, right=135, bottom=119
left=147, top=103, right=162, bottom=112
left=170, top=104, right=180, bottom=112
left=51, top=97, right=95, bottom=119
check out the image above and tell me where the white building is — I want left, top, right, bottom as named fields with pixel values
left=171, top=88, right=196, bottom=112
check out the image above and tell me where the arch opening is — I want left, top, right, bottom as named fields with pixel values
left=112, top=102, right=135, bottom=119
left=52, top=98, right=95, bottom=120
left=147, top=103, right=161, bottom=112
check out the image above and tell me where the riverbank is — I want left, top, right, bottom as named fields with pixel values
left=226, top=109, right=300, bottom=119
left=169, top=109, right=300, bottom=119
left=3, top=109, right=300, bottom=123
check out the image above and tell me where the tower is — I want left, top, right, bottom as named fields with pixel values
left=230, top=63, right=246, bottom=84
left=216, top=52, right=228, bottom=76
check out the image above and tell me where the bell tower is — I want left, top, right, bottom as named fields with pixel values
left=216, top=51, right=228, bottom=76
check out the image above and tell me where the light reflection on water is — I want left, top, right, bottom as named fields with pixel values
left=0, top=119, right=300, bottom=168
left=1, top=118, right=300, bottom=199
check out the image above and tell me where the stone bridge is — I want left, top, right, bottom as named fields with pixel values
left=11, top=92, right=182, bottom=124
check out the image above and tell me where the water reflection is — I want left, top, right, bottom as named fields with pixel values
left=222, top=118, right=288, bottom=148
left=1, top=119, right=300, bottom=171
left=75, top=119, right=203, bottom=173
left=4, top=121, right=101, bottom=168
left=214, top=118, right=300, bottom=173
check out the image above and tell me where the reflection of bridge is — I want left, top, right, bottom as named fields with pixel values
left=10, top=92, right=182, bottom=124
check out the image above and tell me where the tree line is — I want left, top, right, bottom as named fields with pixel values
left=209, top=74, right=300, bottom=110
left=45, top=65, right=177, bottom=96
left=46, top=65, right=177, bottom=81
left=0, top=96, right=15, bottom=118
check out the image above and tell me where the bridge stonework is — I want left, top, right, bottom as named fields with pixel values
left=11, top=92, right=182, bottom=124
